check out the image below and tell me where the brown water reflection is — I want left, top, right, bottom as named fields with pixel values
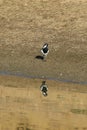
left=0, top=76, right=87, bottom=130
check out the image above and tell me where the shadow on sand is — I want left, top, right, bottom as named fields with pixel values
left=35, top=55, right=44, bottom=60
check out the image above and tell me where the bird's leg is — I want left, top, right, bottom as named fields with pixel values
left=43, top=55, right=46, bottom=61
left=43, top=55, right=45, bottom=60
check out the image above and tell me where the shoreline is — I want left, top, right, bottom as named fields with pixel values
left=0, top=70, right=87, bottom=85
left=0, top=74, right=87, bottom=93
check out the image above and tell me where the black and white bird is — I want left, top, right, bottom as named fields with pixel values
left=41, top=43, right=49, bottom=59
left=40, top=81, right=48, bottom=96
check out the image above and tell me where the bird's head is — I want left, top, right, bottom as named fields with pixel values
left=43, top=43, right=48, bottom=48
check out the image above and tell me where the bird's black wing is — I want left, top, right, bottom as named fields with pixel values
left=43, top=47, right=48, bottom=53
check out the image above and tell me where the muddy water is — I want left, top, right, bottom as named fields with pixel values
left=0, top=75, right=87, bottom=130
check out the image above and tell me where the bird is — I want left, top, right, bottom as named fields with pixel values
left=41, top=43, right=49, bottom=60
left=40, top=81, right=48, bottom=96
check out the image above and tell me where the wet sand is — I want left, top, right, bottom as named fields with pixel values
left=0, top=75, right=87, bottom=130
left=0, top=0, right=87, bottom=82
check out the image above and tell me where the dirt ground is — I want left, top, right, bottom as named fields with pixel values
left=0, top=0, right=87, bottom=130
left=0, top=75, right=87, bottom=130
left=0, top=0, right=87, bottom=82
